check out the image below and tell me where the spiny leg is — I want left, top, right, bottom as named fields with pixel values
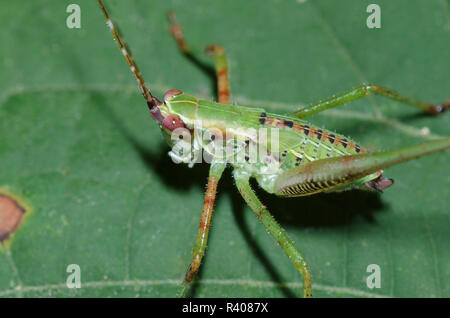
left=275, top=137, right=450, bottom=197
left=178, top=163, right=226, bottom=297
left=287, top=84, right=450, bottom=119
left=168, top=11, right=230, bottom=104
left=233, top=171, right=312, bottom=298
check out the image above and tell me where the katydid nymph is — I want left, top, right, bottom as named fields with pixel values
left=97, top=0, right=449, bottom=298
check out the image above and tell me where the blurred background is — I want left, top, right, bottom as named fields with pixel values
left=0, top=0, right=448, bottom=297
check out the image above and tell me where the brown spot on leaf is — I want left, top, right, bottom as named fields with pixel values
left=0, top=194, right=25, bottom=242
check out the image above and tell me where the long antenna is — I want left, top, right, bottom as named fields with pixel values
left=97, top=0, right=161, bottom=109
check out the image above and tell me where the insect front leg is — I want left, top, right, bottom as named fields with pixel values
left=233, top=171, right=312, bottom=298
left=287, top=84, right=449, bottom=119
left=275, top=137, right=450, bottom=197
left=178, top=162, right=226, bottom=297
left=168, top=11, right=230, bottom=104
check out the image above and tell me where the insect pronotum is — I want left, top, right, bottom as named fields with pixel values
left=97, top=0, right=449, bottom=297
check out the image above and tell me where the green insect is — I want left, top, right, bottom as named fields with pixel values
left=97, top=1, right=449, bottom=298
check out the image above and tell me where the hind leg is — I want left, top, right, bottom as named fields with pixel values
left=234, top=171, right=312, bottom=298
left=287, top=84, right=449, bottom=119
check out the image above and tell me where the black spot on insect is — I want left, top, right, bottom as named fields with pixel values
left=284, top=120, right=294, bottom=128
left=281, top=150, right=287, bottom=157
left=316, top=129, right=323, bottom=140
left=302, top=125, right=310, bottom=136
left=211, top=135, right=215, bottom=141
left=341, top=138, right=348, bottom=148
left=259, top=112, right=267, bottom=125
left=245, top=155, right=249, bottom=162
left=295, top=157, right=302, bottom=166
left=328, top=134, right=335, bottom=144
left=355, top=144, right=361, bottom=153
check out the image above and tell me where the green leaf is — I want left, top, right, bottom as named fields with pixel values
left=0, top=0, right=448, bottom=297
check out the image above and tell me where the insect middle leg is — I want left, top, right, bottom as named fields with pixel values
left=168, top=11, right=230, bottom=104
left=233, top=171, right=312, bottom=298
left=287, top=84, right=449, bottom=119
left=178, top=162, right=226, bottom=297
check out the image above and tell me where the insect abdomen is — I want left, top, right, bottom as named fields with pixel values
left=256, top=113, right=366, bottom=174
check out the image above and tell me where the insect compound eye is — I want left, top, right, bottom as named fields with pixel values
left=163, top=89, right=183, bottom=102
left=162, top=115, right=185, bottom=131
